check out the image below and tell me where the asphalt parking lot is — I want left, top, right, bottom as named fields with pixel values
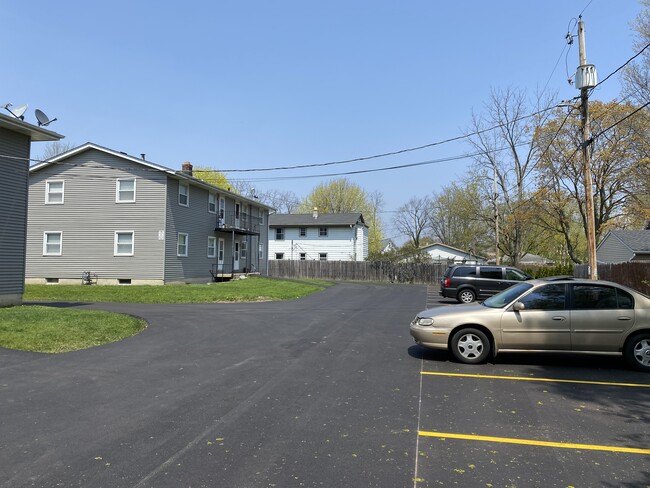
left=1, top=282, right=649, bottom=487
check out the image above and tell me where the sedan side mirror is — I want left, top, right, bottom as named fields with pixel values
left=513, top=302, right=525, bottom=311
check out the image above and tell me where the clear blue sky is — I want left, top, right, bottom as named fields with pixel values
left=3, top=1, right=643, bottom=243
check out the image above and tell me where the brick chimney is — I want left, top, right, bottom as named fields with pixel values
left=181, top=161, right=193, bottom=176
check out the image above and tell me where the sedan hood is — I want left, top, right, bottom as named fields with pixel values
left=416, top=303, right=489, bottom=319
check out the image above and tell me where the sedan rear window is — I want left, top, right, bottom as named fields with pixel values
left=572, top=285, right=634, bottom=310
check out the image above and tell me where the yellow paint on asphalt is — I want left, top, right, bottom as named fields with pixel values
left=421, top=371, right=650, bottom=388
left=419, top=431, right=650, bottom=455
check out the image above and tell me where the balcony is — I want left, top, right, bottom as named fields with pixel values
left=216, top=211, right=262, bottom=235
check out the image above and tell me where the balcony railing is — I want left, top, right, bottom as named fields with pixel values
left=216, top=211, right=262, bottom=235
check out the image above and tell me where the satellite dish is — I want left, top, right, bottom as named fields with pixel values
left=35, top=109, right=57, bottom=127
left=3, top=103, right=28, bottom=120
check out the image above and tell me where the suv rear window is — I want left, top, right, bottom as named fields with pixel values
left=479, top=267, right=502, bottom=279
left=452, top=266, right=476, bottom=277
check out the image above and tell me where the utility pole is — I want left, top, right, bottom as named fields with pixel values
left=576, top=16, right=598, bottom=280
left=493, top=166, right=500, bottom=265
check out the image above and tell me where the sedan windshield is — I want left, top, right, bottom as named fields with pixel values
left=483, top=282, right=534, bottom=308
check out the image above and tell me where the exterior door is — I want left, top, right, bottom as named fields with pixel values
left=499, top=283, right=571, bottom=350
left=234, top=241, right=240, bottom=270
left=570, top=284, right=635, bottom=351
left=218, top=238, right=225, bottom=271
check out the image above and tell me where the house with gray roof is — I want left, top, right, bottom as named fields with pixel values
left=26, top=143, right=273, bottom=284
left=268, top=211, right=368, bottom=261
left=419, top=242, right=486, bottom=264
left=0, top=111, right=63, bottom=306
left=596, top=230, right=650, bottom=263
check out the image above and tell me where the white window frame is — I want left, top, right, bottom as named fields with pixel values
left=116, top=178, right=136, bottom=203
left=43, top=231, right=62, bottom=256
left=319, top=253, right=328, bottom=261
left=241, top=239, right=247, bottom=259
left=275, top=253, right=284, bottom=260
left=276, top=228, right=285, bottom=240
left=178, top=182, right=189, bottom=207
left=114, top=231, right=134, bottom=256
left=177, top=232, right=189, bottom=257
left=259, top=243, right=263, bottom=259
left=319, top=227, right=328, bottom=237
left=45, top=180, right=64, bottom=205
left=208, top=236, right=217, bottom=258
left=299, top=227, right=307, bottom=237
left=208, top=193, right=217, bottom=214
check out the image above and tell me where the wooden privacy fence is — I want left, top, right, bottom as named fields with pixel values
left=574, top=262, right=650, bottom=295
left=268, top=260, right=449, bottom=284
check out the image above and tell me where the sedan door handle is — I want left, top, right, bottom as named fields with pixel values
left=552, top=316, right=566, bottom=321
left=617, top=316, right=632, bottom=321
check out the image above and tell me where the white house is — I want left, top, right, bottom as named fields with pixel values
left=268, top=212, right=368, bottom=261
left=419, top=242, right=485, bottom=264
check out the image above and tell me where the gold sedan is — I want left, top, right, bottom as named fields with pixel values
left=410, top=277, right=650, bottom=371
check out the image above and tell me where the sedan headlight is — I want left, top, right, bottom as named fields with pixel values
left=416, top=317, right=434, bottom=326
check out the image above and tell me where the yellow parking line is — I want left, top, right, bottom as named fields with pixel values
left=421, top=371, right=650, bottom=388
left=418, top=431, right=650, bottom=455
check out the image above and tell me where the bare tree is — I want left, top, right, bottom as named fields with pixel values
left=257, top=189, right=301, bottom=213
left=393, top=196, right=431, bottom=248
left=468, top=87, right=554, bottom=265
left=37, top=141, right=75, bottom=162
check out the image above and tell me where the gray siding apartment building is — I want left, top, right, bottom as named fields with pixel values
left=0, top=112, right=63, bottom=306
left=26, top=143, right=272, bottom=284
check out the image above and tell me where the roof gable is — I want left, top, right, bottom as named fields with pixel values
left=29, top=142, right=274, bottom=210
left=601, top=230, right=650, bottom=253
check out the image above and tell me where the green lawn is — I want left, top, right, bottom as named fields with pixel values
left=24, top=276, right=330, bottom=303
left=0, top=306, right=147, bottom=353
left=2, top=277, right=331, bottom=354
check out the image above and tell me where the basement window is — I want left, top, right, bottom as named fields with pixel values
left=118, top=279, right=132, bottom=285
left=45, top=278, right=59, bottom=284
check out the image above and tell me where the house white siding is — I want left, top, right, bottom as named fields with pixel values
left=269, top=222, right=368, bottom=261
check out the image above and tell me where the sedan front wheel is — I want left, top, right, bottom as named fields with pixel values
left=624, top=333, right=650, bottom=372
left=450, top=328, right=490, bottom=364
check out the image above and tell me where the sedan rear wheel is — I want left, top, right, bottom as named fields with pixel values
left=624, top=333, right=650, bottom=372
left=450, top=328, right=490, bottom=364
left=457, top=289, right=476, bottom=303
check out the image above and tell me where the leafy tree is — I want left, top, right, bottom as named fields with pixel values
left=299, top=178, right=384, bottom=256
left=429, top=181, right=490, bottom=254
left=192, top=166, right=234, bottom=191
left=534, top=101, right=650, bottom=245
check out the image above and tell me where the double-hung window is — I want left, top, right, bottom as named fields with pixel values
left=208, top=236, right=217, bottom=258
left=46, top=180, right=64, bottom=204
left=319, top=227, right=328, bottom=237
left=276, top=228, right=285, bottom=240
left=179, top=182, right=189, bottom=206
left=114, top=231, right=134, bottom=256
left=43, top=232, right=62, bottom=255
left=299, top=227, right=306, bottom=237
left=178, top=233, right=189, bottom=256
left=241, top=240, right=247, bottom=259
left=116, top=178, right=136, bottom=203
left=208, top=194, right=217, bottom=214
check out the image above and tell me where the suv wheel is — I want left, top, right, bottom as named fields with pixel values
left=457, top=289, right=476, bottom=303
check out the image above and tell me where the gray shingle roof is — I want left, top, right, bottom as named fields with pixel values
left=611, top=230, right=650, bottom=252
left=269, top=213, right=366, bottom=227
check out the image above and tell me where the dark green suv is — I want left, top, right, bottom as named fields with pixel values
left=440, top=264, right=532, bottom=303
